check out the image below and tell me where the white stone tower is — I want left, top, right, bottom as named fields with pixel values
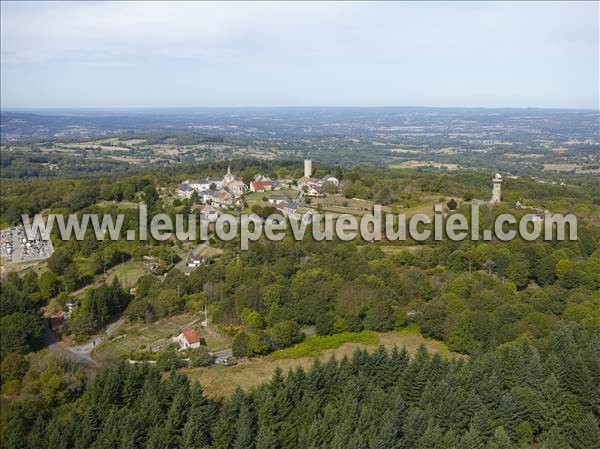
left=304, top=159, right=312, bottom=178
left=491, top=173, right=502, bottom=204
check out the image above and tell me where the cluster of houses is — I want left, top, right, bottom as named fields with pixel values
left=249, top=174, right=280, bottom=192
left=268, top=194, right=313, bottom=222
left=177, top=166, right=248, bottom=208
left=297, top=159, right=340, bottom=197
left=176, top=160, right=339, bottom=219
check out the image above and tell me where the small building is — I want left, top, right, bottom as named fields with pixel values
left=224, top=180, right=248, bottom=197
left=198, top=189, right=218, bottom=204
left=187, top=255, right=212, bottom=268
left=48, top=311, right=66, bottom=331
left=173, top=328, right=202, bottom=350
left=214, top=190, right=235, bottom=208
left=318, top=174, right=339, bottom=188
left=215, top=356, right=236, bottom=366
left=65, top=300, right=77, bottom=318
left=297, top=176, right=318, bottom=190
left=192, top=204, right=219, bottom=222
left=190, top=177, right=224, bottom=191
left=177, top=183, right=194, bottom=199
left=305, top=185, right=324, bottom=197
left=269, top=194, right=289, bottom=206
left=279, top=199, right=298, bottom=214
left=250, top=179, right=273, bottom=192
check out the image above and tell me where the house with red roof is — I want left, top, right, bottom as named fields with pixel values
left=173, top=328, right=202, bottom=349
left=250, top=179, right=273, bottom=192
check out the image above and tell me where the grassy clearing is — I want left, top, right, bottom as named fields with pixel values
left=379, top=245, right=423, bottom=255
left=106, top=261, right=147, bottom=287
left=197, top=245, right=224, bottom=258
left=184, top=327, right=462, bottom=397
left=95, top=200, right=139, bottom=209
left=267, top=331, right=379, bottom=360
left=243, top=189, right=299, bottom=211
left=94, top=312, right=201, bottom=358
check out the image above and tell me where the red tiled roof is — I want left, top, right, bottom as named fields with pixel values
left=251, top=180, right=272, bottom=189
left=182, top=328, right=200, bottom=344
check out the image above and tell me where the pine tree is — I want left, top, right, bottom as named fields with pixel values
left=233, top=402, right=255, bottom=449
left=459, top=426, right=485, bottom=449
left=496, top=392, right=522, bottom=440
left=416, top=421, right=446, bottom=449
left=486, top=427, right=511, bottom=449
left=94, top=409, right=121, bottom=449
left=26, top=415, right=47, bottom=449
left=401, top=407, right=428, bottom=449
left=74, top=407, right=100, bottom=449
left=119, top=413, right=146, bottom=449
left=370, top=409, right=403, bottom=449
left=572, top=413, right=600, bottom=449
left=539, top=425, right=572, bottom=449
left=181, top=383, right=217, bottom=449
left=164, top=388, right=190, bottom=439
left=213, top=388, right=246, bottom=449
left=256, top=424, right=279, bottom=449
left=388, top=345, right=409, bottom=384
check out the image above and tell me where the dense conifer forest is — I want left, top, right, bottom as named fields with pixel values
left=2, top=325, right=599, bottom=449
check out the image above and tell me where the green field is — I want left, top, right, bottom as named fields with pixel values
left=266, top=331, right=379, bottom=360
left=93, top=312, right=230, bottom=359
left=184, top=327, right=462, bottom=397
left=106, top=261, right=147, bottom=287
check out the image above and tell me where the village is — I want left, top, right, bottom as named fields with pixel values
left=12, top=167, right=550, bottom=373
left=176, top=159, right=339, bottom=224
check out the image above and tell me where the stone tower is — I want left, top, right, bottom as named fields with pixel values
left=491, top=173, right=502, bottom=204
left=304, top=159, right=312, bottom=178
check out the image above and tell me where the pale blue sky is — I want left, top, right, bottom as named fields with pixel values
left=1, top=1, right=598, bottom=109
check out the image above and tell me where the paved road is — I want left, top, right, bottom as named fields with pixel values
left=49, top=317, right=124, bottom=365
left=213, top=348, right=233, bottom=359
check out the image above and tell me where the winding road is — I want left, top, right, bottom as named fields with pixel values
left=49, top=317, right=125, bottom=365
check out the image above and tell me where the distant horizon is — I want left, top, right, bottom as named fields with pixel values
left=3, top=105, right=599, bottom=113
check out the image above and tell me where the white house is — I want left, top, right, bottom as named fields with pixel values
left=198, top=189, right=218, bottom=204
left=189, top=177, right=225, bottom=191
left=177, top=183, right=194, bottom=199
left=319, top=175, right=339, bottom=188
left=187, top=255, right=212, bottom=268
left=305, top=185, right=324, bottom=197
left=269, top=194, right=289, bottom=206
left=173, top=328, right=202, bottom=350
left=194, top=205, right=219, bottom=222
left=178, top=166, right=247, bottom=201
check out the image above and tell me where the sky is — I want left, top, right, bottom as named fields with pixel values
left=1, top=1, right=598, bottom=109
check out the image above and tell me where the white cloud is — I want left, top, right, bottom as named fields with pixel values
left=2, top=2, right=597, bottom=64
left=1, top=1, right=597, bottom=108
